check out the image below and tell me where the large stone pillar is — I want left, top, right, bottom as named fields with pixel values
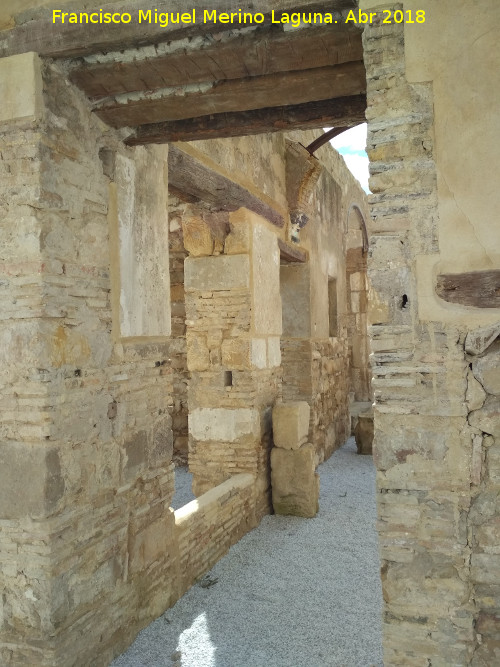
left=362, top=3, right=500, bottom=664
left=185, top=209, right=282, bottom=517
left=0, top=54, right=176, bottom=666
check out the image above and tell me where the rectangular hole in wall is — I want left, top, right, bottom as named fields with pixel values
left=328, top=277, right=338, bottom=338
left=224, top=370, right=233, bottom=387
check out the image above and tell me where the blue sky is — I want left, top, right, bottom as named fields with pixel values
left=327, top=123, right=370, bottom=193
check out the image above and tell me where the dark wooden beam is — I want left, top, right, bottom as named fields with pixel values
left=0, top=0, right=358, bottom=59
left=70, top=24, right=363, bottom=98
left=125, top=95, right=366, bottom=144
left=168, top=145, right=284, bottom=227
left=278, top=238, right=308, bottom=263
left=305, top=126, right=349, bottom=154
left=436, top=270, right=500, bottom=309
left=95, top=61, right=366, bottom=127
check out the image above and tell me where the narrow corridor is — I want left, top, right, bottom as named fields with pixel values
left=112, top=438, right=383, bottom=667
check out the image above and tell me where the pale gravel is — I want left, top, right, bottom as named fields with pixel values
left=112, top=437, right=383, bottom=667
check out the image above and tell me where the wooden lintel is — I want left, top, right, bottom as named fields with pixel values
left=0, top=0, right=357, bottom=59
left=70, top=25, right=363, bottom=98
left=436, top=270, right=500, bottom=309
left=168, top=145, right=284, bottom=228
left=125, top=95, right=366, bottom=144
left=278, top=239, right=308, bottom=263
left=96, top=61, right=366, bottom=128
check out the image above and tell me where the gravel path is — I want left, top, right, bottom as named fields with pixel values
left=112, top=437, right=383, bottom=667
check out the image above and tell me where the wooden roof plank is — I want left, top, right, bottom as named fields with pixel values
left=0, top=0, right=358, bottom=59
left=125, top=95, right=366, bottom=144
left=95, top=61, right=366, bottom=127
left=70, top=25, right=363, bottom=98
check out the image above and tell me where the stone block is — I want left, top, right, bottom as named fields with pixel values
left=251, top=338, right=267, bottom=369
left=465, top=323, right=500, bottom=356
left=469, top=396, right=500, bottom=438
left=221, top=338, right=251, bottom=369
left=0, top=443, right=64, bottom=519
left=189, top=407, right=260, bottom=442
left=466, top=370, right=487, bottom=411
left=272, top=401, right=310, bottom=450
left=224, top=217, right=251, bottom=254
left=182, top=215, right=214, bottom=256
left=123, top=430, right=147, bottom=481
left=252, top=224, right=282, bottom=335
left=350, top=271, right=365, bottom=292
left=472, top=342, right=500, bottom=395
left=186, top=333, right=210, bottom=371
left=184, top=255, right=250, bottom=291
left=0, top=52, right=43, bottom=125
left=271, top=443, right=319, bottom=518
left=267, top=337, right=282, bottom=368
left=151, top=414, right=173, bottom=464
left=129, top=510, right=174, bottom=574
left=355, top=409, right=374, bottom=455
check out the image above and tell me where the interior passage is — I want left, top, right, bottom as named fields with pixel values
left=112, top=437, right=383, bottom=667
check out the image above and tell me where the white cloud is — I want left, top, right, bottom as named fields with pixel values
left=330, top=123, right=368, bottom=154
left=340, top=153, right=370, bottom=194
left=325, top=123, right=371, bottom=193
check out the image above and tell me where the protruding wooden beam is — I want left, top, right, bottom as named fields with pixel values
left=125, top=95, right=366, bottom=144
left=436, top=270, right=500, bottom=308
left=70, top=25, right=363, bottom=98
left=278, top=239, right=308, bottom=263
left=95, top=61, right=366, bottom=128
left=0, top=0, right=358, bottom=59
left=168, top=145, right=284, bottom=227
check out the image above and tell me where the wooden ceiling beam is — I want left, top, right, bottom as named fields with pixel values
left=95, top=61, right=366, bottom=128
left=0, top=0, right=357, bottom=59
left=125, top=95, right=366, bottom=144
left=168, top=145, right=285, bottom=227
left=70, top=25, right=363, bottom=98
left=436, top=271, right=500, bottom=308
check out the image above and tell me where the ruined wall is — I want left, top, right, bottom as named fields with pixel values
left=0, top=55, right=175, bottom=667
left=361, top=1, right=500, bottom=663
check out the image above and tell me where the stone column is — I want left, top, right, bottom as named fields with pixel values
left=185, top=209, right=282, bottom=518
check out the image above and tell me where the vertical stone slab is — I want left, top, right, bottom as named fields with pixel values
left=0, top=52, right=42, bottom=126
left=115, top=146, right=170, bottom=338
left=251, top=222, right=282, bottom=336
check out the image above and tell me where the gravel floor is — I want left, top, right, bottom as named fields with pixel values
left=112, top=437, right=383, bottom=667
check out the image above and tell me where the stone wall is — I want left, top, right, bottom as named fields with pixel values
left=362, top=2, right=500, bottom=663
left=0, top=55, right=177, bottom=666
left=175, top=473, right=256, bottom=597
left=185, top=211, right=283, bottom=519
left=467, top=327, right=500, bottom=666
